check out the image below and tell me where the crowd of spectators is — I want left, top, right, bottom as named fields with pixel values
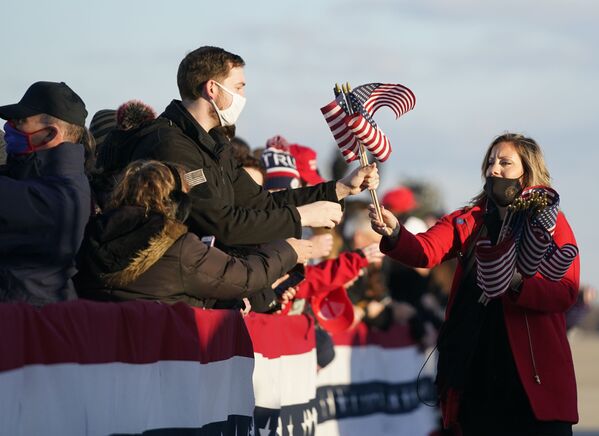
left=0, top=45, right=594, bottom=436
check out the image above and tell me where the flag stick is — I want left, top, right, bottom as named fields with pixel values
left=358, top=141, right=384, bottom=223
left=340, top=82, right=384, bottom=223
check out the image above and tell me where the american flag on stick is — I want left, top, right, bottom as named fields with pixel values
left=538, top=243, right=579, bottom=281
left=352, top=83, right=417, bottom=119
left=520, top=186, right=560, bottom=235
left=517, top=222, right=552, bottom=277
left=345, top=92, right=392, bottom=162
left=320, top=95, right=360, bottom=162
left=508, top=185, right=578, bottom=281
left=320, top=82, right=416, bottom=164
left=320, top=81, right=416, bottom=223
left=475, top=237, right=517, bottom=298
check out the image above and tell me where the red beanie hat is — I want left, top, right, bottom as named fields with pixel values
left=381, top=187, right=418, bottom=215
left=288, top=144, right=325, bottom=186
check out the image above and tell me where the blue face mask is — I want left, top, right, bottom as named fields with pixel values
left=3, top=121, right=52, bottom=155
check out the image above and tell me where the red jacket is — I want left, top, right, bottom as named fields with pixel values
left=380, top=205, right=580, bottom=427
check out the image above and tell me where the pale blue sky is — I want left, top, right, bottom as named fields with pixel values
left=3, top=0, right=598, bottom=286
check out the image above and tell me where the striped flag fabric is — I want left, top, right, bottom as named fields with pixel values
left=320, top=95, right=360, bottom=162
left=534, top=204, right=559, bottom=235
left=521, top=186, right=560, bottom=235
left=346, top=115, right=392, bottom=162
left=347, top=91, right=378, bottom=128
left=475, top=237, right=517, bottom=298
left=0, top=301, right=255, bottom=436
left=538, top=243, right=579, bottom=281
left=316, top=322, right=437, bottom=436
left=320, top=83, right=415, bottom=164
left=346, top=92, right=392, bottom=162
left=517, top=221, right=553, bottom=277
left=351, top=83, right=416, bottom=119
left=320, top=93, right=392, bottom=163
left=244, top=313, right=318, bottom=436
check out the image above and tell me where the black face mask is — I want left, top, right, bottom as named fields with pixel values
left=484, top=176, right=522, bottom=207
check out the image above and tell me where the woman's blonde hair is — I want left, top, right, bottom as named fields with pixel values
left=471, top=133, right=551, bottom=205
left=107, top=160, right=187, bottom=218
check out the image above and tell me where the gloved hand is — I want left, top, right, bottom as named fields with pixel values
left=475, top=237, right=517, bottom=299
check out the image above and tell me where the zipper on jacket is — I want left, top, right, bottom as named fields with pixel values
left=524, top=313, right=541, bottom=384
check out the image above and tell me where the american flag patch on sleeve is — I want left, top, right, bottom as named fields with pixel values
left=184, top=168, right=207, bottom=188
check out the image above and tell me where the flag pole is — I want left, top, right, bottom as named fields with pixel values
left=340, top=82, right=384, bottom=223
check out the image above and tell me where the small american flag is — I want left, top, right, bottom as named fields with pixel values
left=347, top=92, right=377, bottom=128
left=320, top=95, right=360, bottom=162
left=320, top=83, right=415, bottom=163
left=475, top=237, right=517, bottom=298
left=352, top=83, right=416, bottom=119
left=346, top=92, right=392, bottom=162
left=521, top=186, right=560, bottom=234
left=517, top=222, right=552, bottom=277
left=538, top=242, right=578, bottom=281
left=346, top=113, right=392, bottom=162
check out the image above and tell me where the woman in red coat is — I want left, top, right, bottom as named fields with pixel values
left=370, top=133, right=579, bottom=436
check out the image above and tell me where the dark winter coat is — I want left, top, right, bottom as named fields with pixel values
left=121, top=100, right=340, bottom=247
left=74, top=206, right=298, bottom=307
left=0, top=143, right=91, bottom=306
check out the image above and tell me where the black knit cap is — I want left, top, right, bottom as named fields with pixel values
left=89, top=109, right=117, bottom=150
left=0, top=81, right=87, bottom=127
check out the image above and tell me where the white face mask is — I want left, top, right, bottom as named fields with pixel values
left=210, top=81, right=246, bottom=127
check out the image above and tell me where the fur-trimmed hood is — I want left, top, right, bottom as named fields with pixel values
left=76, top=206, right=187, bottom=287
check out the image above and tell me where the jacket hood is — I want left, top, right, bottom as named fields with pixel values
left=77, top=206, right=187, bottom=286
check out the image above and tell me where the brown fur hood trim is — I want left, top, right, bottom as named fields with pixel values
left=103, top=219, right=187, bottom=286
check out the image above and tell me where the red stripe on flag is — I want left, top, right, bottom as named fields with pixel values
left=244, top=313, right=315, bottom=358
left=321, top=99, right=360, bottom=163
left=0, top=300, right=253, bottom=372
left=346, top=114, right=392, bottom=162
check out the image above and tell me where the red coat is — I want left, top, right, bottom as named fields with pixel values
left=380, top=205, right=580, bottom=427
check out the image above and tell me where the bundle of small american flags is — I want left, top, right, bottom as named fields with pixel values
left=476, top=186, right=579, bottom=301
left=320, top=83, right=416, bottom=163
left=517, top=186, right=578, bottom=282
